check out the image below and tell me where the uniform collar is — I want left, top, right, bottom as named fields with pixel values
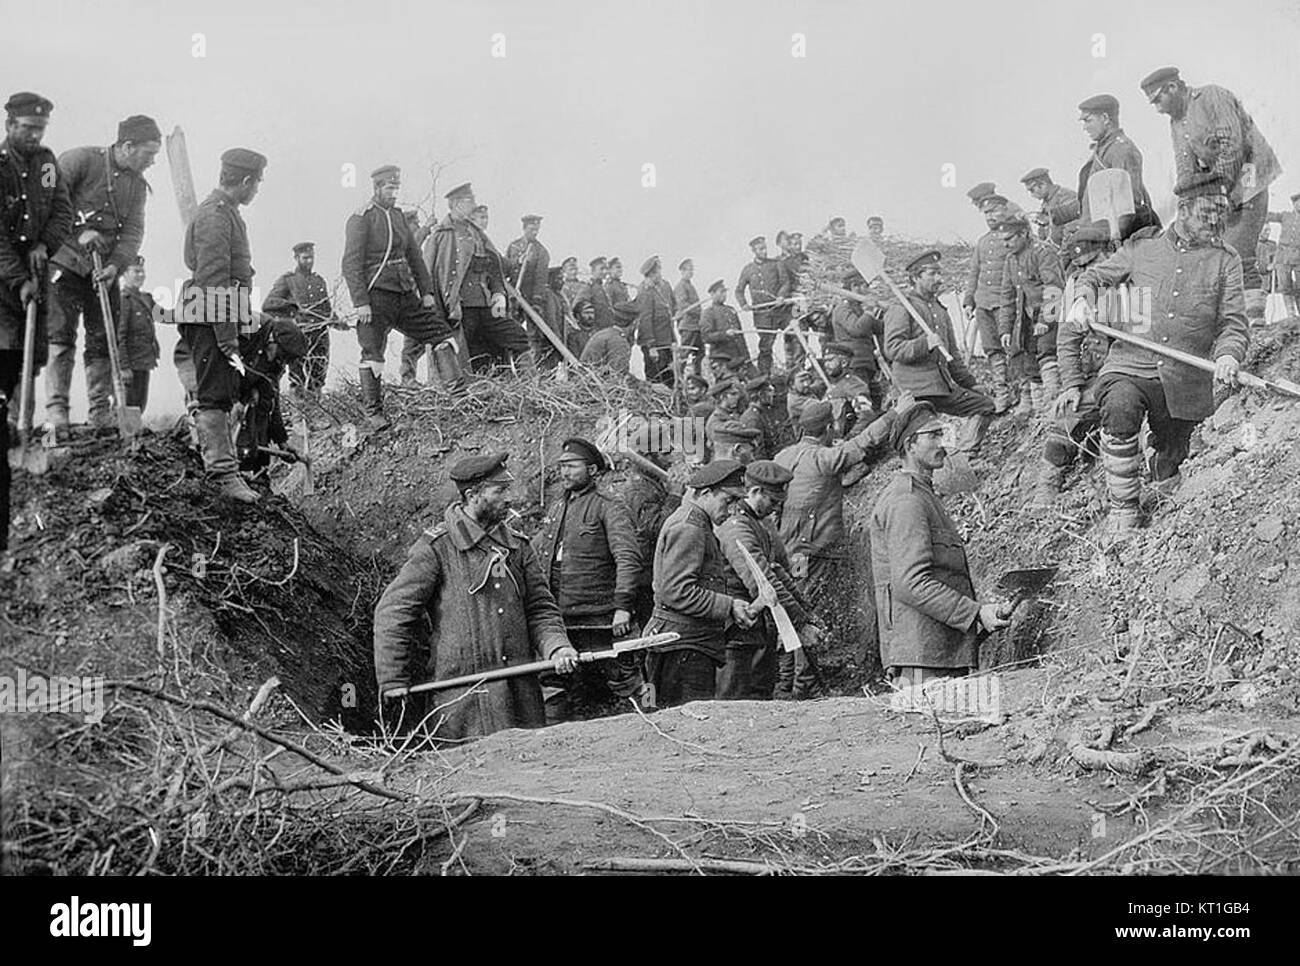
left=901, top=468, right=935, bottom=493
left=444, top=502, right=509, bottom=551
left=565, top=479, right=596, bottom=500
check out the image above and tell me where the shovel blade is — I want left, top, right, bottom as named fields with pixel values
left=851, top=237, right=887, bottom=282
left=1087, top=169, right=1134, bottom=239
left=8, top=440, right=49, bottom=475
left=122, top=406, right=144, bottom=436
left=996, top=566, right=1059, bottom=601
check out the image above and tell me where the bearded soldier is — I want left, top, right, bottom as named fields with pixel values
left=1019, top=168, right=1080, bottom=246
left=266, top=241, right=333, bottom=397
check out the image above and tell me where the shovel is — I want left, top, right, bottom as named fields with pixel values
left=733, top=539, right=802, bottom=653
left=1086, top=168, right=1134, bottom=242
left=994, top=566, right=1059, bottom=615
left=8, top=296, right=48, bottom=474
left=90, top=250, right=143, bottom=437
left=850, top=238, right=954, bottom=362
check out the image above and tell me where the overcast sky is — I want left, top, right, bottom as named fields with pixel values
left=11, top=0, right=1299, bottom=417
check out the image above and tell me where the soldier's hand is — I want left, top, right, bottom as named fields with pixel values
left=19, top=278, right=39, bottom=305
left=355, top=304, right=372, bottom=324
left=961, top=294, right=975, bottom=311
left=27, top=244, right=48, bottom=277
left=731, top=598, right=758, bottom=629
left=77, top=228, right=108, bottom=253
left=1053, top=387, right=1080, bottom=418
left=120, top=369, right=133, bottom=387
left=1066, top=298, right=1093, bottom=332
left=925, top=330, right=944, bottom=351
left=92, top=262, right=118, bottom=284
left=1214, top=355, right=1240, bottom=386
left=977, top=603, right=1012, bottom=632
left=227, top=353, right=247, bottom=377
left=552, top=645, right=580, bottom=674
left=798, top=623, right=824, bottom=647
left=893, top=389, right=916, bottom=412
left=611, top=609, right=633, bottom=637
left=421, top=294, right=437, bottom=310
left=1032, top=322, right=1049, bottom=337
left=999, top=333, right=1012, bottom=350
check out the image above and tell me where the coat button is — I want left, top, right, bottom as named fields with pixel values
left=497, top=608, right=504, bottom=614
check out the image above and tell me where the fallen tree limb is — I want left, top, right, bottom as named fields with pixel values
left=582, top=856, right=781, bottom=875
left=1067, top=725, right=1151, bottom=776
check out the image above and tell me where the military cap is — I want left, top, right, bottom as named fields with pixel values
left=745, top=459, right=793, bottom=490
left=266, top=317, right=308, bottom=360
left=5, top=91, right=53, bottom=117
left=748, top=235, right=766, bottom=248
left=1174, top=171, right=1230, bottom=201
left=607, top=256, right=622, bottom=268
left=979, top=193, right=1010, bottom=210
left=640, top=255, right=660, bottom=276
left=891, top=402, right=945, bottom=455
left=790, top=231, right=804, bottom=240
left=821, top=341, right=855, bottom=359
left=688, top=459, right=747, bottom=494
left=684, top=373, right=709, bottom=390
left=449, top=451, right=514, bottom=488
left=368, top=164, right=400, bottom=184
left=292, top=241, right=315, bottom=254
left=562, top=255, right=579, bottom=268
left=572, top=298, right=595, bottom=316
left=710, top=378, right=740, bottom=398
left=589, top=256, right=607, bottom=268
left=866, top=216, right=883, bottom=226
left=521, top=213, right=542, bottom=225
left=905, top=249, right=943, bottom=274
left=828, top=216, right=846, bottom=228
left=444, top=182, right=473, bottom=201
left=117, top=114, right=161, bottom=144
left=799, top=400, right=835, bottom=435
left=1019, top=167, right=1049, bottom=184
left=1078, top=94, right=1119, bottom=118
left=967, top=182, right=997, bottom=206
left=775, top=230, right=790, bottom=245
left=558, top=436, right=608, bottom=472
left=221, top=148, right=267, bottom=174
left=996, top=209, right=1030, bottom=231
left=678, top=258, right=693, bottom=271
left=744, top=374, right=771, bottom=393
left=1140, top=66, right=1180, bottom=96
left=261, top=295, right=298, bottom=315
left=707, top=278, right=726, bottom=294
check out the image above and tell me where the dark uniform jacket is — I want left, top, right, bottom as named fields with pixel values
left=1042, top=183, right=1081, bottom=245
left=825, top=371, right=872, bottom=438
left=118, top=288, right=161, bottom=370
left=622, top=470, right=681, bottom=598
left=55, top=144, right=148, bottom=275
left=718, top=501, right=812, bottom=646
left=738, top=402, right=781, bottom=459
left=775, top=411, right=896, bottom=561
left=373, top=503, right=570, bottom=741
left=883, top=288, right=978, bottom=397
left=1077, top=127, right=1155, bottom=239
left=342, top=200, right=431, bottom=308
left=0, top=137, right=72, bottom=348
left=869, top=470, right=981, bottom=671
left=649, top=501, right=737, bottom=663
left=964, top=230, right=1010, bottom=310
left=1074, top=225, right=1249, bottom=421
left=735, top=257, right=791, bottom=313
left=996, top=238, right=1065, bottom=352
left=532, top=481, right=642, bottom=620
left=505, top=236, right=550, bottom=305
left=586, top=276, right=616, bottom=329
left=699, top=302, right=748, bottom=361
left=830, top=298, right=884, bottom=372
left=674, top=278, right=702, bottom=334
left=267, top=268, right=332, bottom=323
left=579, top=325, right=631, bottom=373
left=182, top=190, right=254, bottom=348
left=618, top=277, right=676, bottom=350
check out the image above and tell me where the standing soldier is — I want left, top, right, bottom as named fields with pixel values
left=618, top=255, right=676, bottom=385
left=869, top=403, right=1010, bottom=687
left=778, top=231, right=810, bottom=369
left=1019, top=168, right=1080, bottom=247
left=505, top=214, right=550, bottom=360
left=604, top=256, right=631, bottom=309
left=1266, top=192, right=1300, bottom=297
left=866, top=217, right=885, bottom=243
left=559, top=256, right=586, bottom=306
left=1141, top=66, right=1281, bottom=323
left=1066, top=172, right=1249, bottom=535
left=179, top=148, right=267, bottom=504
left=1075, top=94, right=1157, bottom=240
left=961, top=193, right=1015, bottom=412
left=995, top=209, right=1065, bottom=416
left=342, top=165, right=459, bottom=427
left=373, top=452, right=579, bottom=741
left=266, top=241, right=333, bottom=398
left=116, top=256, right=160, bottom=413
left=585, top=257, right=616, bottom=330
left=674, top=258, right=702, bottom=374
left=46, top=114, right=160, bottom=436
left=717, top=460, right=822, bottom=700
left=738, top=373, right=782, bottom=459
left=428, top=182, right=530, bottom=371
left=886, top=250, right=996, bottom=456
left=735, top=236, right=792, bottom=374
left=1, top=91, right=72, bottom=551
left=532, top=437, right=647, bottom=721
left=699, top=279, right=752, bottom=375
left=830, top=270, right=886, bottom=410
left=643, top=459, right=759, bottom=706
left=620, top=438, right=682, bottom=629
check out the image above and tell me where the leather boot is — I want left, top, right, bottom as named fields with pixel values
left=954, top=413, right=991, bottom=457
left=85, top=357, right=115, bottom=431
left=432, top=338, right=466, bottom=392
left=45, top=342, right=75, bottom=436
left=1039, top=359, right=1062, bottom=414
left=989, top=354, right=1012, bottom=414
left=196, top=409, right=258, bottom=503
left=1015, top=381, right=1034, bottom=416
left=1028, top=381, right=1045, bottom=416
left=1033, top=460, right=1065, bottom=507
left=358, top=368, right=389, bottom=430
left=1100, top=430, right=1141, bottom=536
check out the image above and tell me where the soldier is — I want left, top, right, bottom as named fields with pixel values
left=682, top=372, right=713, bottom=420
left=717, top=460, right=823, bottom=700
left=343, top=165, right=458, bottom=427
left=116, top=255, right=160, bottom=413
left=886, top=250, right=996, bottom=456
left=699, top=279, right=752, bottom=375
left=738, top=373, right=782, bottom=459
left=233, top=302, right=308, bottom=479
left=674, top=258, right=702, bottom=373
left=1037, top=224, right=1113, bottom=506
left=995, top=209, right=1065, bottom=416
left=578, top=300, right=632, bottom=375
left=505, top=214, right=551, bottom=361
left=604, top=256, right=631, bottom=309
left=821, top=341, right=873, bottom=439
left=618, top=255, right=677, bottom=384
left=1020, top=168, right=1080, bottom=247
left=398, top=209, right=437, bottom=387
left=643, top=459, right=759, bottom=706
left=735, top=236, right=792, bottom=373
left=266, top=241, right=333, bottom=397
left=778, top=231, right=810, bottom=369
left=428, top=182, right=530, bottom=371
left=1266, top=192, right=1300, bottom=296
left=586, top=256, right=616, bottom=330
left=705, top=379, right=761, bottom=461
left=830, top=270, right=887, bottom=410
left=869, top=403, right=1010, bottom=687
left=1, top=91, right=72, bottom=552
left=470, top=204, right=490, bottom=233
left=47, top=114, right=160, bottom=436
left=784, top=367, right=822, bottom=434
left=1141, top=66, right=1281, bottom=322
left=1075, top=94, right=1158, bottom=240
left=961, top=192, right=1015, bottom=411
left=866, top=216, right=885, bottom=243
left=620, top=436, right=682, bottom=628
left=177, top=148, right=267, bottom=503
left=966, top=183, right=997, bottom=209
left=532, top=437, right=647, bottom=721
left=373, top=452, right=578, bottom=741
left=1067, top=172, right=1249, bottom=534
